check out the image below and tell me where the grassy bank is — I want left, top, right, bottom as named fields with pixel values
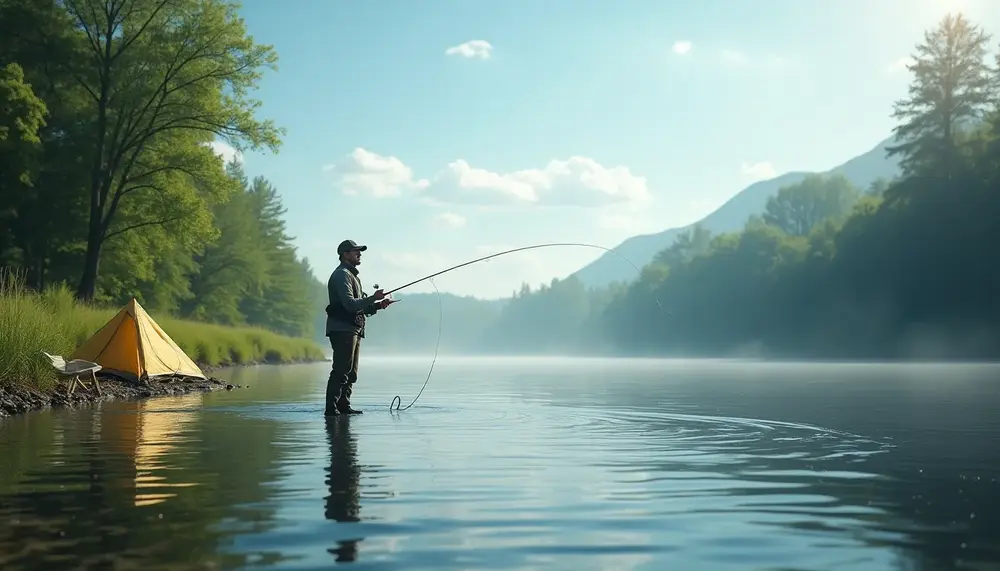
left=0, top=272, right=326, bottom=390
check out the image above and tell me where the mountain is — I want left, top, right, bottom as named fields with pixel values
left=570, top=135, right=903, bottom=288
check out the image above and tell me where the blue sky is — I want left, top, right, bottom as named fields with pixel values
left=216, top=0, right=996, bottom=299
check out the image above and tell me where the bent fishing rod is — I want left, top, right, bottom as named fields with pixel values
left=381, top=242, right=666, bottom=413
left=382, top=242, right=657, bottom=298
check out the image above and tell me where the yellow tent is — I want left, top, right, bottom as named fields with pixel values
left=71, top=298, right=206, bottom=381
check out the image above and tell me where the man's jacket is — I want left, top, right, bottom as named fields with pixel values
left=326, top=262, right=379, bottom=338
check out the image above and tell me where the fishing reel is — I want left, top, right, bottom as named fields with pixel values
left=373, top=284, right=396, bottom=303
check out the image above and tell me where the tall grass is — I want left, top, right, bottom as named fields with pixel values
left=0, top=269, right=325, bottom=388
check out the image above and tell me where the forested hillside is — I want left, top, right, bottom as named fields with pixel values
left=0, top=0, right=325, bottom=339
left=570, top=138, right=902, bottom=289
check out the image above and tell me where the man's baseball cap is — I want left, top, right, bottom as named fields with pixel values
left=337, top=239, right=368, bottom=255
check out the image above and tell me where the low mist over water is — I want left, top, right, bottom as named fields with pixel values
left=1, top=358, right=997, bottom=570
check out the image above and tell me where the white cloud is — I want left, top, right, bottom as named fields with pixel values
left=741, top=161, right=777, bottom=182
left=886, top=57, right=914, bottom=74
left=433, top=212, right=467, bottom=228
left=445, top=40, right=493, bottom=59
left=425, top=160, right=538, bottom=204
left=325, top=149, right=651, bottom=208
left=424, top=156, right=651, bottom=207
left=207, top=140, right=243, bottom=165
left=672, top=40, right=692, bottom=55
left=323, top=148, right=429, bottom=198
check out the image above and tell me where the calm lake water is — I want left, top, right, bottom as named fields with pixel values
left=1, top=357, right=998, bottom=570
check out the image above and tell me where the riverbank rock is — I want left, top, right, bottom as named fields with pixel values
left=0, top=374, right=229, bottom=418
left=0, top=358, right=323, bottom=419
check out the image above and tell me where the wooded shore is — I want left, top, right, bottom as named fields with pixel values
left=0, top=275, right=328, bottom=419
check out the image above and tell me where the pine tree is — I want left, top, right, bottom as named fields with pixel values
left=886, top=13, right=995, bottom=179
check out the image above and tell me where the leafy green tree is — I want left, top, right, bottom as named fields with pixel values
left=0, top=0, right=92, bottom=289
left=762, top=174, right=860, bottom=237
left=0, top=62, right=47, bottom=159
left=651, top=224, right=713, bottom=270
left=45, top=0, right=285, bottom=301
left=0, top=62, right=48, bottom=273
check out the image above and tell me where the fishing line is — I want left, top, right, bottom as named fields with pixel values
left=389, top=277, right=442, bottom=412
left=387, top=242, right=664, bottom=413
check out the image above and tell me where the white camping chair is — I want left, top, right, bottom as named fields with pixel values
left=42, top=352, right=103, bottom=396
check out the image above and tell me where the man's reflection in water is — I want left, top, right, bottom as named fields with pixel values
left=324, top=416, right=363, bottom=563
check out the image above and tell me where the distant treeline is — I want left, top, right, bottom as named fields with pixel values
left=0, top=0, right=325, bottom=339
left=368, top=13, right=1000, bottom=360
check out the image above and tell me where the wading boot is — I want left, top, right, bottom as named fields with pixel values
left=337, top=398, right=363, bottom=415
left=337, top=382, right=362, bottom=414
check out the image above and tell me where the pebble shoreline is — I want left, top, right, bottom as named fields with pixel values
left=0, top=359, right=327, bottom=418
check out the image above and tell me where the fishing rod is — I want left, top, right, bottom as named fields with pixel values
left=385, top=242, right=664, bottom=413
left=384, top=242, right=658, bottom=297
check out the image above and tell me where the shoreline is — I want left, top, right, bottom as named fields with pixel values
left=0, top=358, right=328, bottom=419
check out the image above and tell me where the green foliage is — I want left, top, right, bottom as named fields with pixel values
left=0, top=62, right=49, bottom=270
left=0, top=62, right=47, bottom=147
left=0, top=269, right=324, bottom=388
left=762, top=174, right=860, bottom=236
left=886, top=13, right=994, bottom=178
left=0, top=0, right=329, bottom=370
left=0, top=0, right=285, bottom=299
left=651, top=224, right=713, bottom=270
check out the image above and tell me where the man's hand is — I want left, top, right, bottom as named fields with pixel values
left=372, top=288, right=387, bottom=301
left=377, top=298, right=398, bottom=310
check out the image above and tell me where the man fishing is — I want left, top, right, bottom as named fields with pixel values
left=325, top=239, right=397, bottom=416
